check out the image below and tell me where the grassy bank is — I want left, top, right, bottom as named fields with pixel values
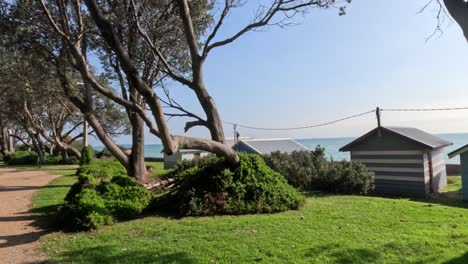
left=33, top=175, right=466, bottom=264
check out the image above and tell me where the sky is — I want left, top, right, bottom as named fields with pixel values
left=92, top=0, right=468, bottom=146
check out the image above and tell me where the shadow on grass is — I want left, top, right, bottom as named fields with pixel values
left=0, top=185, right=71, bottom=192
left=445, top=252, right=468, bottom=264
left=49, top=246, right=197, bottom=263
left=305, top=242, right=441, bottom=264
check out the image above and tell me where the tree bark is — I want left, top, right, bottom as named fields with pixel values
left=444, top=0, right=468, bottom=42
left=85, top=113, right=129, bottom=169
left=129, top=112, right=147, bottom=181
left=0, top=127, right=10, bottom=159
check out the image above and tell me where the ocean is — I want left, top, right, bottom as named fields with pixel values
left=94, top=133, right=468, bottom=164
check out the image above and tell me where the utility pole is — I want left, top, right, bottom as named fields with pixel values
left=376, top=107, right=381, bottom=127
left=233, top=124, right=238, bottom=144
left=376, top=106, right=382, bottom=137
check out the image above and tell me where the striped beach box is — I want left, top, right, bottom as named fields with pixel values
left=340, top=126, right=452, bottom=197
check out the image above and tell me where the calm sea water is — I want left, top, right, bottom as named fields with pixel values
left=94, top=133, right=468, bottom=164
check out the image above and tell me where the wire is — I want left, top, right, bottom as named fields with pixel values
left=382, top=107, right=468, bottom=112
left=223, top=110, right=376, bottom=131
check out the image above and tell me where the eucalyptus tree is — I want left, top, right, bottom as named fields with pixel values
left=36, top=0, right=349, bottom=168
left=3, top=1, right=135, bottom=171
left=443, top=0, right=468, bottom=42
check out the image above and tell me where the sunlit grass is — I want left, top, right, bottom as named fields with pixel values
left=35, top=173, right=468, bottom=264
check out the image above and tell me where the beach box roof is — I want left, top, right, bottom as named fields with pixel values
left=340, top=126, right=452, bottom=152
left=234, top=138, right=309, bottom=155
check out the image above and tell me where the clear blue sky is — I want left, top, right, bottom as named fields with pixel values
left=92, top=0, right=468, bottom=145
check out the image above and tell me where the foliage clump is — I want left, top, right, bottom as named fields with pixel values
left=75, top=159, right=126, bottom=181
left=79, top=146, right=95, bottom=166
left=7, top=151, right=79, bottom=165
left=7, top=151, right=38, bottom=165
left=263, top=147, right=374, bottom=194
left=155, top=153, right=304, bottom=216
left=63, top=160, right=151, bottom=230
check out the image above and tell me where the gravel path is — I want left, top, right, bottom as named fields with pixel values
left=0, top=168, right=58, bottom=264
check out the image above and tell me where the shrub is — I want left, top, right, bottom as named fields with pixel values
left=263, top=148, right=327, bottom=189
left=64, top=168, right=151, bottom=230
left=15, top=144, right=29, bottom=151
left=79, top=146, right=95, bottom=166
left=75, top=159, right=126, bottom=181
left=64, top=156, right=80, bottom=165
left=7, top=151, right=38, bottom=165
left=45, top=155, right=62, bottom=165
left=263, top=147, right=375, bottom=195
left=156, top=153, right=304, bottom=216
left=318, top=161, right=375, bottom=195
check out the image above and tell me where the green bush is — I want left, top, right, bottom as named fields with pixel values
left=75, top=159, right=126, bottom=181
left=64, top=156, right=80, bottom=165
left=156, top=153, right=304, bottom=216
left=263, top=147, right=375, bottom=194
left=7, top=151, right=38, bottom=165
left=45, top=155, right=62, bottom=165
left=64, top=169, right=150, bottom=230
left=15, top=144, right=29, bottom=151
left=79, top=146, right=95, bottom=166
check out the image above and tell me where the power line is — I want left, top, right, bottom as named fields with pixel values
left=382, top=107, right=468, bottom=112
left=223, top=110, right=376, bottom=131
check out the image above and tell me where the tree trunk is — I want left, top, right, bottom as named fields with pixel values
left=85, top=113, right=129, bottom=169
left=61, top=148, right=69, bottom=162
left=444, top=0, right=468, bottom=42
left=30, top=132, right=45, bottom=167
left=173, top=135, right=239, bottom=165
left=7, top=129, right=15, bottom=153
left=0, top=127, right=10, bottom=158
left=129, top=113, right=147, bottom=181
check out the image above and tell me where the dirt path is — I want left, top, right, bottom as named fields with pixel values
left=0, top=168, right=59, bottom=264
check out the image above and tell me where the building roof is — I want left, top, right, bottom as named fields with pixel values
left=237, top=138, right=309, bottom=155
left=340, top=126, right=452, bottom=152
left=225, top=137, right=253, bottom=147
left=448, top=144, right=468, bottom=159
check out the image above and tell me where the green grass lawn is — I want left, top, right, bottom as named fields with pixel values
left=7, top=162, right=465, bottom=264
left=28, top=174, right=466, bottom=264
left=28, top=165, right=79, bottom=219
left=146, top=161, right=168, bottom=178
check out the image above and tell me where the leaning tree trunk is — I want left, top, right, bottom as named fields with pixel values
left=444, top=0, right=468, bottom=42
left=30, top=132, right=45, bottom=167
left=85, top=113, right=129, bottom=169
left=129, top=112, right=147, bottom=181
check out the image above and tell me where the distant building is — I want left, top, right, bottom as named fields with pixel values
left=164, top=149, right=210, bottom=169
left=233, top=138, right=309, bottom=155
left=340, top=126, right=452, bottom=197
left=163, top=137, right=252, bottom=169
left=448, top=145, right=468, bottom=201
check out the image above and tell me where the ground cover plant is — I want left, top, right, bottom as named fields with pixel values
left=155, top=153, right=304, bottom=216
left=263, top=147, right=375, bottom=194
